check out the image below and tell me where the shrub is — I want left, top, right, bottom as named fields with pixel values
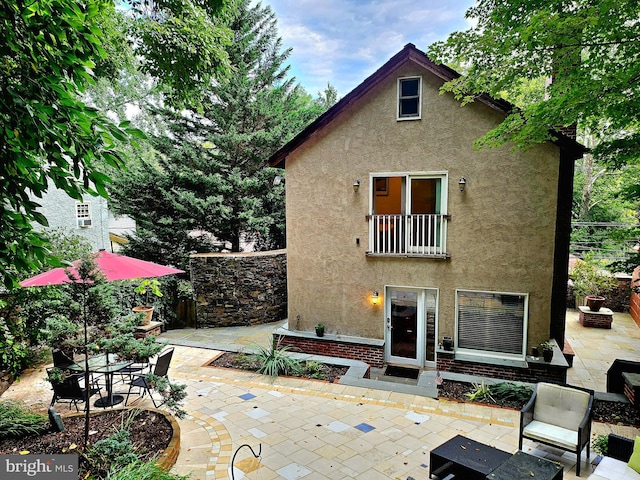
left=86, top=429, right=139, bottom=477
left=465, top=382, right=495, bottom=402
left=0, top=400, right=48, bottom=439
left=490, top=383, right=533, bottom=403
left=303, top=360, right=325, bottom=379
left=251, top=337, right=301, bottom=378
left=592, top=434, right=608, bottom=456
left=106, top=460, right=189, bottom=480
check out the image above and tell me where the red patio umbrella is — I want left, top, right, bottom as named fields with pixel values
left=19, top=249, right=185, bottom=287
left=19, top=249, right=185, bottom=446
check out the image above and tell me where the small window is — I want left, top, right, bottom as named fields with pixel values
left=456, top=290, right=527, bottom=358
left=398, top=77, right=421, bottom=120
left=76, top=202, right=92, bottom=228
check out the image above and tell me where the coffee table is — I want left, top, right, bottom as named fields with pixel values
left=430, top=435, right=512, bottom=480
left=487, top=451, right=563, bottom=480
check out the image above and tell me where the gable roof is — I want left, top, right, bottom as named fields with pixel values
left=268, top=43, right=586, bottom=168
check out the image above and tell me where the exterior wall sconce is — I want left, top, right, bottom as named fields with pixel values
left=458, top=177, right=466, bottom=192
left=273, top=175, right=284, bottom=186
left=371, top=290, right=379, bottom=305
left=353, top=179, right=360, bottom=193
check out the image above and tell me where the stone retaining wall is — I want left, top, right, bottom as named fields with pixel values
left=191, top=250, right=287, bottom=328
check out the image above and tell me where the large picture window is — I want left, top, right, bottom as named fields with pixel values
left=456, top=290, right=527, bottom=357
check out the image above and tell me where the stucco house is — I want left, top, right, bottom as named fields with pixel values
left=268, top=44, right=586, bottom=382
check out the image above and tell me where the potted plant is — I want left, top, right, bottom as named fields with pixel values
left=315, top=323, right=325, bottom=337
left=540, top=341, right=554, bottom=362
left=570, top=255, right=617, bottom=312
left=132, top=279, right=163, bottom=324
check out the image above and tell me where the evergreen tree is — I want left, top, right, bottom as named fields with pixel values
left=111, top=0, right=331, bottom=263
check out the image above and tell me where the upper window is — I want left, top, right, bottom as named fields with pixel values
left=455, top=290, right=528, bottom=359
left=76, top=202, right=92, bottom=228
left=397, top=77, right=421, bottom=120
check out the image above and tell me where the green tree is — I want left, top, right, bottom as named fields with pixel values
left=428, top=1, right=640, bottom=165
left=110, top=0, right=329, bottom=263
left=0, top=0, right=237, bottom=289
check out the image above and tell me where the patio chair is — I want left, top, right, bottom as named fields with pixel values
left=52, top=349, right=75, bottom=368
left=124, top=347, right=174, bottom=408
left=519, top=382, right=594, bottom=476
left=47, top=367, right=101, bottom=411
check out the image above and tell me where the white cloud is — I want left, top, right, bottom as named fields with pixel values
left=263, top=0, right=476, bottom=96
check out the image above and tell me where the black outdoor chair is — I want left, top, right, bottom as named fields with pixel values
left=125, top=347, right=174, bottom=408
left=52, top=349, right=75, bottom=368
left=47, top=367, right=101, bottom=411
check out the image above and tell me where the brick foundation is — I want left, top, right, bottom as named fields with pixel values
left=276, top=334, right=383, bottom=369
left=277, top=331, right=567, bottom=382
left=437, top=351, right=568, bottom=383
left=578, top=306, right=613, bottom=328
left=134, top=321, right=162, bottom=339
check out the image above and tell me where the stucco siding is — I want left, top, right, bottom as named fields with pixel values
left=284, top=63, right=560, bottom=351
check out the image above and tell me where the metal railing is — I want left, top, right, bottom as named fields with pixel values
left=368, top=214, right=449, bottom=256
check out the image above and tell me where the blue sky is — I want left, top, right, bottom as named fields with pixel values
left=262, top=0, right=477, bottom=97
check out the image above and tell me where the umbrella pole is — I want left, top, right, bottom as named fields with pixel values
left=82, top=281, right=90, bottom=447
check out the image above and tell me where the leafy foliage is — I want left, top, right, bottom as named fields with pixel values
left=145, top=374, right=188, bottom=419
left=252, top=337, right=301, bottom=378
left=86, top=429, right=139, bottom=477
left=570, top=253, right=618, bottom=297
left=428, top=1, right=640, bottom=166
left=0, top=0, right=144, bottom=288
left=0, top=400, right=48, bottom=439
left=489, top=383, right=533, bottom=403
left=465, top=382, right=495, bottom=403
left=105, top=459, right=189, bottom=480
left=591, top=433, right=608, bottom=456
left=109, top=0, right=333, bottom=266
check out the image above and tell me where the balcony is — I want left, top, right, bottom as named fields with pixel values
left=367, top=214, right=450, bottom=258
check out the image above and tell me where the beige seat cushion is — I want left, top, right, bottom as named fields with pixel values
left=523, top=420, right=578, bottom=450
left=588, top=456, right=640, bottom=480
left=533, top=383, right=590, bottom=431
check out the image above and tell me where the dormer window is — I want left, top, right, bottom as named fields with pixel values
left=397, top=76, right=421, bottom=120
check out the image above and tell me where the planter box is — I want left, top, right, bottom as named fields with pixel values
left=578, top=306, right=613, bottom=328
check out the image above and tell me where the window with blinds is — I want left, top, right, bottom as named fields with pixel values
left=456, top=290, right=527, bottom=356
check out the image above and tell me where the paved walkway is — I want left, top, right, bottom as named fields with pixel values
left=3, top=309, right=640, bottom=479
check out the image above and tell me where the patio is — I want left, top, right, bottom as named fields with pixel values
left=3, top=308, right=640, bottom=479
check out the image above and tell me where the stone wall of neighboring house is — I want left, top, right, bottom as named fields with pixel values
left=631, top=267, right=640, bottom=327
left=191, top=250, right=287, bottom=327
left=567, top=273, right=633, bottom=312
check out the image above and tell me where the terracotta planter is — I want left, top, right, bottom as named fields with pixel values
left=586, top=295, right=605, bottom=312
left=133, top=306, right=154, bottom=325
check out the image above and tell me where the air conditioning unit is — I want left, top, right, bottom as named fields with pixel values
left=78, top=218, right=92, bottom=228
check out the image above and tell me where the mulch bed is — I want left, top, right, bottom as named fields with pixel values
left=438, top=380, right=640, bottom=426
left=208, top=351, right=348, bottom=383
left=0, top=409, right=172, bottom=479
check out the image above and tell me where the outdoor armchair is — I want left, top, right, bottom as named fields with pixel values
left=124, top=347, right=174, bottom=408
left=519, top=382, right=594, bottom=476
left=47, top=367, right=101, bottom=411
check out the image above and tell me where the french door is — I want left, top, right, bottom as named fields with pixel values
left=385, top=287, right=438, bottom=367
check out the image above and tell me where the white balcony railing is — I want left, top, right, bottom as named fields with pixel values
left=368, top=214, right=449, bottom=257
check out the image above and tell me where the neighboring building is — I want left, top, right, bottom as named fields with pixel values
left=33, top=182, right=136, bottom=253
left=34, top=182, right=110, bottom=251
left=268, top=44, right=586, bottom=382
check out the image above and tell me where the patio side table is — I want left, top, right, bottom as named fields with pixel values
left=487, top=451, right=563, bottom=480
left=430, top=435, right=512, bottom=480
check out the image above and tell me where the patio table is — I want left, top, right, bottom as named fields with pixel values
left=430, top=435, right=512, bottom=480
left=68, top=353, right=133, bottom=408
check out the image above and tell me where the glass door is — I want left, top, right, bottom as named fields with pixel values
left=385, top=287, right=438, bottom=367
